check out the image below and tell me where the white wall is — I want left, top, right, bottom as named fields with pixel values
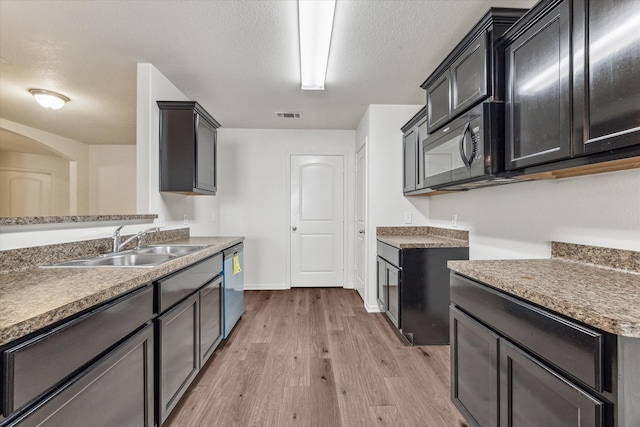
left=427, top=168, right=640, bottom=259
left=89, top=145, right=136, bottom=214
left=136, top=63, right=219, bottom=236
left=217, top=128, right=355, bottom=290
left=357, top=104, right=431, bottom=311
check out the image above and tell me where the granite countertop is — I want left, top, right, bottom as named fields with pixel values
left=376, top=226, right=469, bottom=249
left=0, top=236, right=243, bottom=346
left=448, top=242, right=640, bottom=338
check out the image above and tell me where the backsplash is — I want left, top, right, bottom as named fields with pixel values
left=552, top=242, right=640, bottom=273
left=0, top=228, right=190, bottom=273
left=376, top=226, right=469, bottom=242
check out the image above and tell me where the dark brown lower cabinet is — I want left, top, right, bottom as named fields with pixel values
left=451, top=306, right=604, bottom=427
left=449, top=272, right=640, bottom=427
left=157, top=293, right=199, bottom=425
left=11, top=324, right=154, bottom=427
left=501, top=340, right=603, bottom=427
left=451, top=307, right=499, bottom=427
left=199, top=276, right=223, bottom=365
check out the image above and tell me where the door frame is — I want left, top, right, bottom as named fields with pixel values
left=354, top=142, right=368, bottom=302
left=285, top=151, right=353, bottom=290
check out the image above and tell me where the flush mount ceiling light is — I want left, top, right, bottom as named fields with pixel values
left=29, top=89, right=69, bottom=110
left=298, top=0, right=336, bottom=90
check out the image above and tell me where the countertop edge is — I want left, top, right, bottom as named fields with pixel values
left=447, top=260, right=640, bottom=338
left=0, top=236, right=244, bottom=346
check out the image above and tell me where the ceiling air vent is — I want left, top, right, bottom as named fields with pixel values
left=275, top=112, right=302, bottom=119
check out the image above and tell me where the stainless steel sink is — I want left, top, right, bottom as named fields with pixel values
left=135, top=245, right=207, bottom=255
left=43, top=245, right=209, bottom=268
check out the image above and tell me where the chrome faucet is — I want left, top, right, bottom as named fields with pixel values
left=112, top=226, right=160, bottom=252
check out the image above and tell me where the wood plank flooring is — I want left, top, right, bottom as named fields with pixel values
left=165, top=288, right=468, bottom=427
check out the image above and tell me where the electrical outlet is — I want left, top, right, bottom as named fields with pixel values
left=404, top=212, right=412, bottom=224
left=451, top=213, right=458, bottom=227
left=183, top=214, right=189, bottom=225
left=211, top=211, right=216, bottom=222
left=154, top=216, right=165, bottom=227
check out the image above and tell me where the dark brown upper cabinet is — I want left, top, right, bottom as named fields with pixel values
left=504, top=0, right=572, bottom=170
left=402, top=107, right=427, bottom=194
left=502, top=0, right=640, bottom=174
left=157, top=101, right=221, bottom=195
left=572, top=0, right=640, bottom=156
left=421, top=8, right=527, bottom=134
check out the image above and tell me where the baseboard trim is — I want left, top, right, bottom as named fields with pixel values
left=243, top=283, right=289, bottom=291
left=364, top=301, right=383, bottom=313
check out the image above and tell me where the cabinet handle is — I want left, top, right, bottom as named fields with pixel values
left=292, top=226, right=297, bottom=231
left=358, top=229, right=365, bottom=234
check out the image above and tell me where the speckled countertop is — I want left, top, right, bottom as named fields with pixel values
left=448, top=242, right=640, bottom=337
left=0, top=236, right=243, bottom=346
left=376, top=226, right=469, bottom=248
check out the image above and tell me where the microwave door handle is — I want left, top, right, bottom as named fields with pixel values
left=459, top=122, right=478, bottom=169
left=459, top=123, right=472, bottom=169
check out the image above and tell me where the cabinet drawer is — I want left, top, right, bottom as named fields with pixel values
left=156, top=253, right=222, bottom=313
left=376, top=241, right=400, bottom=267
left=2, top=284, right=153, bottom=416
left=450, top=273, right=603, bottom=390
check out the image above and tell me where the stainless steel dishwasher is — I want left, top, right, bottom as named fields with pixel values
left=222, top=243, right=244, bottom=338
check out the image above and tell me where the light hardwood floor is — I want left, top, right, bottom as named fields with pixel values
left=165, top=288, right=468, bottom=427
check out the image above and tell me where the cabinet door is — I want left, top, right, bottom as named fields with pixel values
left=195, top=117, right=217, bottom=193
left=386, top=264, right=400, bottom=328
left=200, top=276, right=222, bottom=366
left=573, top=0, right=640, bottom=155
left=427, top=72, right=451, bottom=133
left=403, top=127, right=417, bottom=192
left=158, top=293, right=199, bottom=424
left=416, top=119, right=427, bottom=190
left=500, top=340, right=604, bottom=427
left=451, top=32, right=489, bottom=117
left=376, top=257, right=386, bottom=311
left=450, top=307, right=500, bottom=427
left=15, top=324, right=154, bottom=427
left=505, top=0, right=571, bottom=170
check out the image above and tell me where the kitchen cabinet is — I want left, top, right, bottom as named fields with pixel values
left=10, top=325, right=154, bottom=427
left=377, top=240, right=468, bottom=344
left=157, top=101, right=221, bottom=195
left=154, top=253, right=224, bottom=424
left=402, top=108, right=427, bottom=194
left=199, top=276, right=222, bottom=366
left=572, top=0, right=640, bottom=156
left=157, top=293, right=199, bottom=424
left=503, top=0, right=640, bottom=174
left=504, top=0, right=571, bottom=170
left=0, top=285, right=154, bottom=426
left=450, top=273, right=612, bottom=427
left=421, top=8, right=526, bottom=134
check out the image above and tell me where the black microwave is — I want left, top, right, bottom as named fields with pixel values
left=422, top=102, right=517, bottom=190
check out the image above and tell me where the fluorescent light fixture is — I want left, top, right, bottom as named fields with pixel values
left=298, top=0, right=336, bottom=90
left=29, top=89, right=69, bottom=109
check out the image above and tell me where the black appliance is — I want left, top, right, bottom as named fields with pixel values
left=422, top=102, right=520, bottom=191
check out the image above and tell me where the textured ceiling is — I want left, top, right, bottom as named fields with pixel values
left=0, top=0, right=536, bottom=146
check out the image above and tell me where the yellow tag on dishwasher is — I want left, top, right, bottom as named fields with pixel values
left=233, top=254, right=241, bottom=275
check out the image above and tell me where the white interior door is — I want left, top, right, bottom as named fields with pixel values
left=355, top=145, right=366, bottom=299
left=290, top=155, right=344, bottom=287
left=0, top=169, right=53, bottom=216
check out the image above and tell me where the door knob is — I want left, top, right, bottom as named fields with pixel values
left=292, top=226, right=297, bottom=231
left=358, top=229, right=365, bottom=234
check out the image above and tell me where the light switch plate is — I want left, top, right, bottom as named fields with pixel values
left=451, top=213, right=458, bottom=227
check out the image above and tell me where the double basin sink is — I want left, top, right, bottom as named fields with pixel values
left=44, top=245, right=209, bottom=268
